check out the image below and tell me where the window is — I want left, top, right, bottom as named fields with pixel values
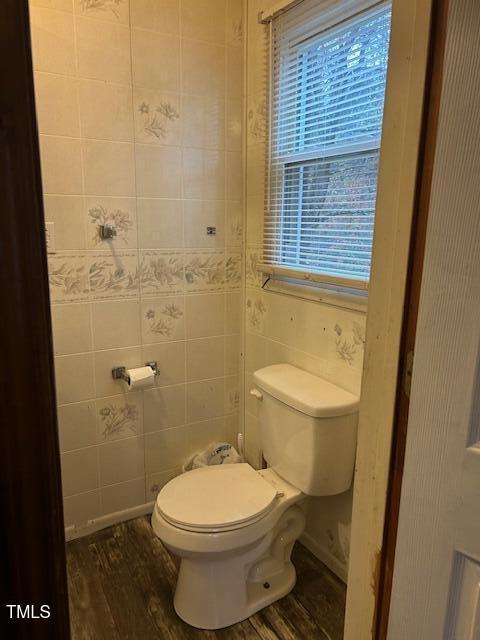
left=262, top=0, right=392, bottom=290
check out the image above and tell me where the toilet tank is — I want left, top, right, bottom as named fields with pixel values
left=252, top=364, right=359, bottom=496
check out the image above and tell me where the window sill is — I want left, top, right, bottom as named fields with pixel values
left=262, top=275, right=368, bottom=313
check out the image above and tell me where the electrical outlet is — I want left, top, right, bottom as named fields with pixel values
left=45, top=221, right=55, bottom=254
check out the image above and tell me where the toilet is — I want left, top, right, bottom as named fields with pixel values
left=151, top=364, right=359, bottom=629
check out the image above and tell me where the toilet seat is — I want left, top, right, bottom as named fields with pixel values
left=156, top=463, right=278, bottom=533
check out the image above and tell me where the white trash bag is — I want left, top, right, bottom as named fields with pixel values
left=182, top=442, right=242, bottom=473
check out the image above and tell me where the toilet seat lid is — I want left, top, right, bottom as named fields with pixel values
left=156, top=464, right=278, bottom=532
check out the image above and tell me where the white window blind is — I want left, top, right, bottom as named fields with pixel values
left=262, top=0, right=392, bottom=290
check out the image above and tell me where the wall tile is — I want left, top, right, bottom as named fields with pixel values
left=226, top=0, right=244, bottom=46
left=61, top=447, right=98, bottom=496
left=226, top=97, right=242, bottom=151
left=34, top=73, right=80, bottom=137
left=133, top=89, right=180, bottom=146
left=182, top=94, right=225, bottom=149
left=96, top=392, right=143, bottom=441
left=39, top=136, right=83, bottom=195
left=76, top=17, right=131, bottom=84
left=141, top=297, right=185, bottom=343
left=142, top=341, right=186, bottom=387
left=181, top=0, right=225, bottom=44
left=132, top=29, right=180, bottom=91
left=145, top=426, right=187, bottom=474
left=85, top=196, right=137, bottom=249
left=48, top=253, right=90, bottom=304
left=185, top=293, right=225, bottom=338
left=44, top=195, right=87, bottom=251
left=31, top=0, right=73, bottom=10
left=225, top=201, right=243, bottom=247
left=186, top=336, right=224, bottom=381
left=184, top=251, right=225, bottom=292
left=225, top=291, right=241, bottom=334
left=225, top=334, right=240, bottom=376
left=145, top=467, right=180, bottom=502
left=92, top=300, right=141, bottom=351
left=57, top=401, right=97, bottom=452
left=182, top=148, right=225, bottom=200
left=185, top=417, right=225, bottom=456
left=55, top=353, right=95, bottom=404
left=94, top=345, right=142, bottom=397
left=51, top=302, right=92, bottom=355
left=182, top=39, right=225, bottom=97
left=74, top=0, right=130, bottom=25
left=131, top=0, right=180, bottom=34
left=139, top=251, right=184, bottom=296
left=87, top=251, right=140, bottom=300
left=183, top=200, right=225, bottom=249
left=224, top=374, right=240, bottom=413
left=135, top=145, right=182, bottom=198
left=83, top=140, right=135, bottom=197
left=30, top=7, right=76, bottom=75
left=101, top=477, right=145, bottom=515
left=137, top=199, right=183, bottom=249
left=64, top=490, right=102, bottom=527
left=226, top=151, right=243, bottom=200
left=186, top=378, right=224, bottom=422
left=79, top=79, right=134, bottom=142
left=143, top=384, right=186, bottom=432
left=99, top=436, right=145, bottom=485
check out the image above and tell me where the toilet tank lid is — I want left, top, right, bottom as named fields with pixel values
left=253, top=364, right=359, bottom=418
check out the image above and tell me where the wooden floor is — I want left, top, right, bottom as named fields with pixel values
left=66, top=516, right=346, bottom=640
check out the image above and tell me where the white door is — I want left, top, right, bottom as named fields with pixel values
left=387, top=0, right=480, bottom=638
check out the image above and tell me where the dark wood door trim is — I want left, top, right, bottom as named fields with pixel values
left=0, top=1, right=70, bottom=637
left=375, top=0, right=450, bottom=636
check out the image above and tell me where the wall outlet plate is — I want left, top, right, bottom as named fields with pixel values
left=45, top=221, right=55, bottom=253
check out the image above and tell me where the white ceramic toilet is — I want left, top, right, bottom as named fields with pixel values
left=151, top=364, right=359, bottom=629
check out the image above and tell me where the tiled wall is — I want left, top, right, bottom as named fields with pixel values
left=244, top=0, right=366, bottom=580
left=29, top=0, right=244, bottom=532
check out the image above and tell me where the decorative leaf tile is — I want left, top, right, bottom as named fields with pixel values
left=225, top=252, right=242, bottom=290
left=86, top=199, right=136, bottom=249
left=184, top=251, right=225, bottom=292
left=134, top=89, right=180, bottom=145
left=246, top=245, right=264, bottom=288
left=141, top=297, right=185, bottom=344
left=97, top=393, right=143, bottom=441
left=87, top=251, right=140, bottom=300
left=246, top=292, right=267, bottom=334
left=79, top=0, right=126, bottom=20
left=334, top=321, right=366, bottom=365
left=48, top=253, right=90, bottom=304
left=139, top=251, right=184, bottom=296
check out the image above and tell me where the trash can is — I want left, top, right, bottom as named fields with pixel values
left=182, top=442, right=242, bottom=473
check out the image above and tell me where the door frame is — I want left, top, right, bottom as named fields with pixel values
left=344, top=0, right=448, bottom=637
left=0, top=1, right=70, bottom=637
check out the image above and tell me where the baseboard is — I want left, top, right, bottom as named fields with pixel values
left=65, top=501, right=155, bottom=542
left=299, top=531, right=348, bottom=584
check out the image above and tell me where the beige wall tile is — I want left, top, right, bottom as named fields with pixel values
left=183, top=200, right=225, bottom=248
left=92, top=299, right=141, bottom=350
left=226, top=97, right=242, bottom=151
left=144, top=426, right=187, bottom=474
left=74, top=0, right=130, bottom=24
left=142, top=341, right=186, bottom=387
left=132, top=29, right=180, bottom=91
left=131, top=0, right=179, bottom=34
left=224, top=334, right=240, bottom=376
left=225, top=201, right=243, bottom=247
left=226, top=0, right=244, bottom=46
left=226, top=151, right=243, bottom=200
left=182, top=148, right=225, bottom=200
left=186, top=336, right=224, bottom=381
left=44, top=195, right=87, bottom=250
left=100, top=477, right=145, bottom=514
left=83, top=140, right=135, bottom=196
left=34, top=73, right=79, bottom=137
left=39, top=136, right=83, bottom=195
left=51, top=302, right=92, bottom=355
left=185, top=293, right=225, bottom=338
left=182, top=39, right=225, bottom=97
left=227, top=44, right=243, bottom=102
left=182, top=94, right=225, bottom=149
left=185, top=417, right=225, bottom=456
left=63, top=490, right=101, bottom=527
left=76, top=17, right=131, bottom=84
left=94, top=345, right=142, bottom=397
left=57, top=401, right=97, bottom=452
left=30, top=7, right=76, bottom=75
left=135, top=145, right=182, bottom=198
left=133, top=89, right=180, bottom=146
left=145, top=467, right=180, bottom=501
left=141, top=296, right=185, bottom=343
left=61, top=447, right=98, bottom=496
left=79, top=79, right=134, bottom=142
left=55, top=353, right=95, bottom=404
left=87, top=251, right=140, bottom=300
left=225, top=291, right=241, bottom=334
left=96, top=392, right=143, bottom=441
left=48, top=253, right=90, bottom=304
left=85, top=196, right=137, bottom=249
left=30, top=0, right=73, bottom=10
left=181, top=0, right=225, bottom=44
left=143, top=384, right=186, bottom=432
left=99, top=436, right=145, bottom=485
left=186, top=378, right=224, bottom=422
left=137, top=199, right=183, bottom=249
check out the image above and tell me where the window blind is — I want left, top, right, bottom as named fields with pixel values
left=262, top=0, right=392, bottom=290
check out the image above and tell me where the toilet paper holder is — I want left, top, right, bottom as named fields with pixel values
left=112, top=361, right=159, bottom=383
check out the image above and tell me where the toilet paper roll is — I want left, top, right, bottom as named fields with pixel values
left=126, top=366, right=155, bottom=391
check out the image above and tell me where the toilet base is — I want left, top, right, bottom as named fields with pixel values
left=172, top=505, right=305, bottom=630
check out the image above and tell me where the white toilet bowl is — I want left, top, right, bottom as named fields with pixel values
left=151, top=464, right=306, bottom=630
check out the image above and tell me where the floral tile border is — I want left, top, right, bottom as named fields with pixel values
left=139, top=251, right=184, bottom=296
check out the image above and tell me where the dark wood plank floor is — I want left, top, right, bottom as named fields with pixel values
left=66, top=516, right=346, bottom=640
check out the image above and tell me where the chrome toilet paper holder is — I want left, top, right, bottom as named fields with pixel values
left=112, top=361, right=159, bottom=383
